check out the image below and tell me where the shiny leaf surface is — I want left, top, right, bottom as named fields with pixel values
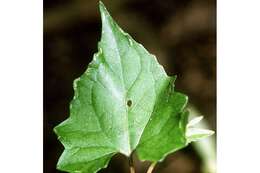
left=54, top=2, right=213, bottom=172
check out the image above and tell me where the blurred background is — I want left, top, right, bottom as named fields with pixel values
left=44, top=0, right=216, bottom=173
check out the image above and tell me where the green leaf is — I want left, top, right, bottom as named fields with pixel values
left=54, top=1, right=214, bottom=172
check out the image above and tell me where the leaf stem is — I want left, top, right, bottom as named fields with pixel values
left=146, top=162, right=156, bottom=173
left=129, top=154, right=135, bottom=173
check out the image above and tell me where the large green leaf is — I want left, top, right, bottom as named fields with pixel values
left=54, top=1, right=214, bottom=172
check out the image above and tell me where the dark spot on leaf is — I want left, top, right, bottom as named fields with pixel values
left=127, top=100, right=132, bottom=107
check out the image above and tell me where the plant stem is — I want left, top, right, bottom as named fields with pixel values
left=129, top=154, right=135, bottom=173
left=146, top=162, right=156, bottom=173
left=130, top=166, right=135, bottom=173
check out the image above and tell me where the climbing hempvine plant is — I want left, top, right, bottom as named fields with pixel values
left=54, top=1, right=214, bottom=173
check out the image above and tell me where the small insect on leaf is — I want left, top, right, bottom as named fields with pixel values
left=127, top=100, right=132, bottom=107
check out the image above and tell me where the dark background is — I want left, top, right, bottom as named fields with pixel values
left=44, top=0, right=216, bottom=172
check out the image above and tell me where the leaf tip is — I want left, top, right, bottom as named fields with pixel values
left=99, top=1, right=109, bottom=19
left=56, top=156, right=64, bottom=172
left=187, top=116, right=204, bottom=127
left=99, top=1, right=105, bottom=10
left=53, top=126, right=57, bottom=135
left=186, top=128, right=215, bottom=142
